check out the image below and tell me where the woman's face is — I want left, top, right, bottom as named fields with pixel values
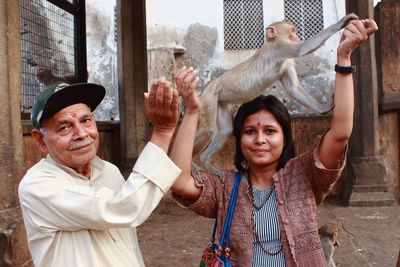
left=240, top=109, right=284, bottom=170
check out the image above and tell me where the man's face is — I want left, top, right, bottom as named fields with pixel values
left=34, top=103, right=99, bottom=175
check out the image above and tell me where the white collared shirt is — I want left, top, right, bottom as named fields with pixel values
left=19, top=142, right=181, bottom=267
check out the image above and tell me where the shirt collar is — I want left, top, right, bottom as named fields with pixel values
left=45, top=154, right=105, bottom=181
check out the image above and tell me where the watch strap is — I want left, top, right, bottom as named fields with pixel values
left=335, top=64, right=356, bottom=73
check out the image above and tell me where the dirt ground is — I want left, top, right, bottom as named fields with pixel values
left=138, top=195, right=400, bottom=267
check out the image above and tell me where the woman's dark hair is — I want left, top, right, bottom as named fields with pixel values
left=233, top=95, right=295, bottom=173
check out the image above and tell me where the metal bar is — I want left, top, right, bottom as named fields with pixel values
left=74, top=0, right=87, bottom=82
left=47, top=0, right=79, bottom=15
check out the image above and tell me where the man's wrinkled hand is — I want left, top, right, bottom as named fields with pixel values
left=144, top=77, right=179, bottom=135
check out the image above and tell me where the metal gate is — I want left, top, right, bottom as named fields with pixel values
left=19, top=0, right=86, bottom=119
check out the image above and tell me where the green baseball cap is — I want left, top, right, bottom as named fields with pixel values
left=31, top=82, right=106, bottom=129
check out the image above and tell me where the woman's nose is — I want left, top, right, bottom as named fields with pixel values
left=255, top=131, right=266, bottom=144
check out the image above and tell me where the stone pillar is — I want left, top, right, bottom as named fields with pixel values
left=117, top=0, right=149, bottom=174
left=375, top=1, right=400, bottom=203
left=0, top=1, right=32, bottom=266
left=376, top=1, right=400, bottom=110
left=345, top=0, right=395, bottom=206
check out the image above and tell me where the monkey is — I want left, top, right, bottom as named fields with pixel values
left=318, top=223, right=340, bottom=267
left=193, top=13, right=358, bottom=169
left=0, top=224, right=15, bottom=267
left=36, top=68, right=87, bottom=86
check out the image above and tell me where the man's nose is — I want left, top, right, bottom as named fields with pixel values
left=73, top=123, right=89, bottom=139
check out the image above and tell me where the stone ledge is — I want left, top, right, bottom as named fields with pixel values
left=349, top=192, right=395, bottom=207
left=352, top=184, right=389, bottom=193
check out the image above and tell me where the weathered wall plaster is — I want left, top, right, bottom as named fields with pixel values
left=86, top=0, right=119, bottom=120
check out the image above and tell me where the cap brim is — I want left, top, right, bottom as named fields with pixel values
left=41, top=83, right=106, bottom=123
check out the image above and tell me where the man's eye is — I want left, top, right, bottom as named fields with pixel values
left=59, top=125, right=70, bottom=132
left=82, top=117, right=94, bottom=126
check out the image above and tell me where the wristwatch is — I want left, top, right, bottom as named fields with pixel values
left=334, top=64, right=356, bottom=74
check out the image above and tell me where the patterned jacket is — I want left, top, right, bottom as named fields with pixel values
left=174, top=134, right=347, bottom=266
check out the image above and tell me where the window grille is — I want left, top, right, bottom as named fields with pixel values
left=284, top=0, right=324, bottom=41
left=19, top=0, right=86, bottom=119
left=224, top=0, right=264, bottom=50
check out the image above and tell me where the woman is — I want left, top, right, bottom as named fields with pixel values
left=171, top=19, right=378, bottom=266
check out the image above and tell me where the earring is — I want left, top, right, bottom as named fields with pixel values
left=241, top=159, right=249, bottom=170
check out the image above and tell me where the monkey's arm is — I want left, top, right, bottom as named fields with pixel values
left=318, top=19, right=378, bottom=169
left=284, top=13, right=358, bottom=58
left=170, top=67, right=202, bottom=201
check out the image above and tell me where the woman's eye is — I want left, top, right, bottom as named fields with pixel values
left=244, top=129, right=255, bottom=135
left=265, top=129, right=276, bottom=134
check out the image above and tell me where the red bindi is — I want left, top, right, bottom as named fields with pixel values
left=256, top=121, right=261, bottom=127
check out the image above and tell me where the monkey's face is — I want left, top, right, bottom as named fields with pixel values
left=319, top=223, right=340, bottom=246
left=265, top=21, right=301, bottom=43
left=240, top=109, right=284, bottom=170
left=285, top=23, right=300, bottom=42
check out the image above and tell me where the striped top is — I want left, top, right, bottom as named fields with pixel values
left=251, top=179, right=286, bottom=267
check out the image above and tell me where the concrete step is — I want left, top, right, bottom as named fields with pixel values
left=349, top=192, right=395, bottom=207
left=352, top=184, right=389, bottom=193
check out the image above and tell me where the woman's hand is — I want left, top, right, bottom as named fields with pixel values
left=170, top=67, right=202, bottom=201
left=174, top=66, right=200, bottom=114
left=337, top=19, right=378, bottom=60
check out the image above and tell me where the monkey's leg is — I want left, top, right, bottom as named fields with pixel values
left=199, top=104, right=233, bottom=169
left=280, top=67, right=333, bottom=114
left=193, top=130, right=212, bottom=156
left=193, top=97, right=219, bottom=156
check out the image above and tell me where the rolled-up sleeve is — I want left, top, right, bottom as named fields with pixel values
left=306, top=134, right=348, bottom=203
left=132, top=141, right=181, bottom=193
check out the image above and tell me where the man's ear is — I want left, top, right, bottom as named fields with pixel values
left=31, top=129, right=48, bottom=154
left=266, top=26, right=277, bottom=40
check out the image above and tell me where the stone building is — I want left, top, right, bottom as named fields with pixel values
left=0, top=0, right=398, bottom=265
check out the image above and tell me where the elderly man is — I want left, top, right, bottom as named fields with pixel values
left=19, top=79, right=181, bottom=267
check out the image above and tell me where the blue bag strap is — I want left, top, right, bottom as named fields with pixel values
left=224, top=172, right=240, bottom=247
left=210, top=219, right=217, bottom=240
left=219, top=172, right=241, bottom=248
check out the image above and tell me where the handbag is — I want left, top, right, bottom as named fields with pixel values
left=200, top=172, right=241, bottom=267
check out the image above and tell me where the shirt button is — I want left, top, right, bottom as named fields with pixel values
left=289, top=241, right=295, bottom=247
left=279, top=200, right=284, bottom=205
left=273, top=177, right=279, bottom=183
left=283, top=219, right=289, bottom=224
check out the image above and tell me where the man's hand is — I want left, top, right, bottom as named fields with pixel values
left=174, top=66, right=200, bottom=114
left=144, top=77, right=179, bottom=151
